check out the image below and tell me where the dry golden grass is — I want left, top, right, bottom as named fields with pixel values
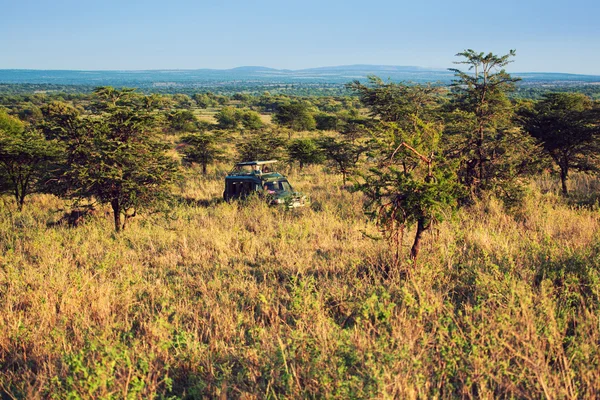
left=190, top=108, right=272, bottom=126
left=0, top=166, right=599, bottom=399
left=258, top=114, right=272, bottom=125
left=192, top=108, right=218, bottom=124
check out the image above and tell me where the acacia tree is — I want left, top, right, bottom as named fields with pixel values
left=179, top=132, right=226, bottom=174
left=93, top=86, right=136, bottom=109
left=357, top=117, right=457, bottom=266
left=45, top=89, right=179, bottom=232
left=519, top=93, right=600, bottom=195
left=273, top=101, right=316, bottom=131
left=215, top=106, right=240, bottom=129
left=317, top=136, right=365, bottom=185
left=348, top=79, right=458, bottom=266
left=239, top=110, right=264, bottom=131
left=214, top=107, right=263, bottom=131
left=314, top=114, right=339, bottom=131
left=0, top=110, right=61, bottom=210
left=193, top=93, right=218, bottom=109
left=287, top=138, right=325, bottom=170
left=446, top=50, right=533, bottom=199
left=236, top=129, right=287, bottom=162
left=347, top=76, right=442, bottom=125
left=166, top=110, right=198, bottom=133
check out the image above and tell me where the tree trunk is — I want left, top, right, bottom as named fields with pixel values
left=111, top=199, right=122, bottom=232
left=410, top=217, right=430, bottom=262
left=14, top=186, right=24, bottom=212
left=12, top=176, right=24, bottom=211
left=202, top=162, right=207, bottom=175
left=560, top=165, right=569, bottom=196
left=17, top=194, right=25, bottom=212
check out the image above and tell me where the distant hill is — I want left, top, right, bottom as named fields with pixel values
left=1, top=65, right=599, bottom=94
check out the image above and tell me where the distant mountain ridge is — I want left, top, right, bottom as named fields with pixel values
left=1, top=65, right=599, bottom=89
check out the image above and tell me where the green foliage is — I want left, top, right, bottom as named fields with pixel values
left=519, top=92, right=600, bottom=195
left=40, top=101, right=82, bottom=141
left=172, top=93, right=195, bottom=109
left=348, top=78, right=460, bottom=263
left=16, top=103, right=43, bottom=123
left=273, top=101, right=317, bottom=131
left=347, top=76, right=442, bottom=125
left=214, top=107, right=264, bottom=131
left=287, top=138, right=325, bottom=169
left=356, top=118, right=458, bottom=263
left=218, top=107, right=264, bottom=131
left=237, top=129, right=287, bottom=162
left=239, top=109, right=264, bottom=130
left=0, top=110, right=61, bottom=210
left=339, top=116, right=370, bottom=142
left=232, top=92, right=253, bottom=103
left=180, top=132, right=226, bottom=174
left=166, top=109, right=197, bottom=133
left=45, top=88, right=180, bottom=232
left=314, top=113, right=339, bottom=131
left=51, top=339, right=172, bottom=399
left=317, top=136, right=365, bottom=185
left=0, top=108, right=25, bottom=135
left=93, top=86, right=137, bottom=110
left=215, top=106, right=240, bottom=129
left=192, top=92, right=218, bottom=108
left=446, top=50, right=534, bottom=201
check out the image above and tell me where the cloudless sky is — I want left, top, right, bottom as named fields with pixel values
left=1, top=0, right=599, bottom=74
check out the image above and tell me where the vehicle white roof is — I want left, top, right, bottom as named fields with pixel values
left=235, top=160, right=278, bottom=166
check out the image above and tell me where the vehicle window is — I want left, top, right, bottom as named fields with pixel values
left=264, top=180, right=292, bottom=192
left=230, top=181, right=254, bottom=198
left=280, top=181, right=292, bottom=191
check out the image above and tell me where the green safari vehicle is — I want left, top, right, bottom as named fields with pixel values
left=223, top=160, right=309, bottom=208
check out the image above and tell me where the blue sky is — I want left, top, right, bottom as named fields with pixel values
left=1, top=0, right=599, bottom=74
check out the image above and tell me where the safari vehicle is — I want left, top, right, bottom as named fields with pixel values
left=223, top=160, right=309, bottom=208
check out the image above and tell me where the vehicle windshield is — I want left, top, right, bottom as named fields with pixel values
left=264, top=180, right=292, bottom=192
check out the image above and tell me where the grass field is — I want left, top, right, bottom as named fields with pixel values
left=1, top=165, right=599, bottom=399
left=191, top=108, right=273, bottom=126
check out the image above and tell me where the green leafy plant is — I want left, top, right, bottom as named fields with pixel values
left=179, top=132, right=227, bottom=174
left=287, top=138, right=325, bottom=170
left=519, top=92, right=600, bottom=195
left=446, top=50, right=534, bottom=201
left=0, top=110, right=61, bottom=210
left=44, top=88, right=180, bottom=232
left=356, top=119, right=458, bottom=266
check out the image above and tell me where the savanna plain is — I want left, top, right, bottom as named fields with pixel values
left=1, top=167, right=599, bottom=398
left=1, top=52, right=600, bottom=399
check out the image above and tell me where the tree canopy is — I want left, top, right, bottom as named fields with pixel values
left=0, top=110, right=61, bottom=210
left=45, top=88, right=180, bottom=231
left=519, top=92, right=600, bottom=195
left=445, top=50, right=533, bottom=201
left=273, top=101, right=316, bottom=131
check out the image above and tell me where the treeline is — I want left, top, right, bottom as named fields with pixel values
left=1, top=50, right=599, bottom=262
left=0, top=82, right=354, bottom=97
left=515, top=84, right=600, bottom=100
left=3, top=78, right=600, bottom=99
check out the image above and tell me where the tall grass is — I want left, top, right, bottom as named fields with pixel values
left=0, top=166, right=599, bottom=398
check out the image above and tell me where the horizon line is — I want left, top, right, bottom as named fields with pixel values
left=1, top=65, right=599, bottom=77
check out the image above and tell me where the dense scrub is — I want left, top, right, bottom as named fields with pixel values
left=1, top=166, right=598, bottom=398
